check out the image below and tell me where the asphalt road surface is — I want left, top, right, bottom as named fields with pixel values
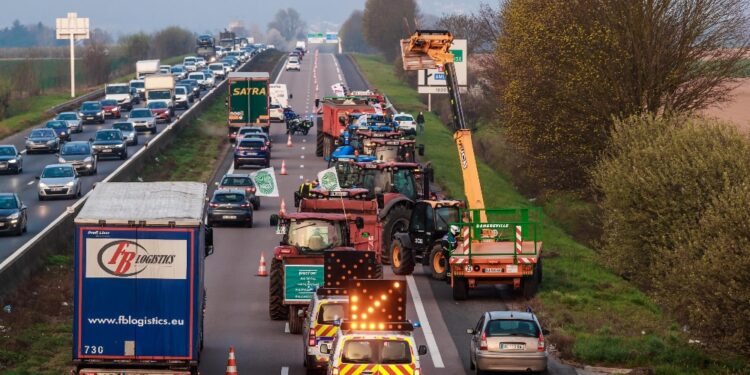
left=200, top=49, right=580, bottom=375
left=0, top=58, right=253, bottom=262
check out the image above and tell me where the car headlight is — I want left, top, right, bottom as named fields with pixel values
left=84, top=156, right=92, bottom=162
left=78, top=112, right=84, bottom=116
left=7, top=212, right=19, bottom=219
left=97, top=111, right=103, bottom=116
left=8, top=159, right=16, bottom=163
left=115, top=144, right=124, bottom=148
left=46, top=140, right=56, bottom=144
left=66, top=181, right=75, bottom=187
left=61, top=131, right=66, bottom=135
left=39, top=182, right=48, bottom=189
left=58, top=158, right=66, bottom=163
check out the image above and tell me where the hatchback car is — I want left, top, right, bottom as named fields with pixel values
left=394, top=113, right=416, bottom=135
left=237, top=126, right=266, bottom=140
left=207, top=189, right=253, bottom=227
left=209, top=63, right=226, bottom=79
left=112, top=122, right=139, bottom=145
left=100, top=99, right=122, bottom=119
left=25, top=128, right=60, bottom=153
left=55, top=112, right=83, bottom=133
left=171, top=65, right=187, bottom=80
left=188, top=72, right=208, bottom=90
left=0, top=145, right=23, bottom=174
left=45, top=120, right=71, bottom=142
left=0, top=193, right=27, bottom=236
left=178, top=79, right=201, bottom=98
left=286, top=57, right=301, bottom=71
left=233, top=138, right=270, bottom=169
left=58, top=141, right=97, bottom=175
left=37, top=164, right=81, bottom=200
left=79, top=101, right=105, bottom=124
left=217, top=173, right=260, bottom=209
left=147, top=101, right=172, bottom=123
left=175, top=86, right=192, bottom=109
left=128, top=108, right=157, bottom=134
left=91, top=129, right=128, bottom=160
left=467, top=310, right=548, bottom=374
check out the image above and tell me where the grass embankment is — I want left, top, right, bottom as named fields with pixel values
left=352, top=54, right=748, bottom=374
left=0, top=54, right=188, bottom=140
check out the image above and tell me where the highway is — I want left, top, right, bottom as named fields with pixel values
left=0, top=58, right=254, bottom=261
left=199, top=48, right=578, bottom=374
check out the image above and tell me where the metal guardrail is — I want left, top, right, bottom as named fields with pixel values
left=0, top=51, right=283, bottom=299
left=45, top=88, right=105, bottom=115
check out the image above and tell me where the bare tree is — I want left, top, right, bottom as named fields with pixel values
left=363, top=0, right=419, bottom=61
left=602, top=0, right=750, bottom=113
left=267, top=8, right=307, bottom=42
left=339, top=10, right=375, bottom=53
left=436, top=1, right=503, bottom=53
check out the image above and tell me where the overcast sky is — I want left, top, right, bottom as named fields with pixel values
left=0, top=0, right=487, bottom=36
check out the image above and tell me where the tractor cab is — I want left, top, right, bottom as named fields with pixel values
left=354, top=161, right=428, bottom=201
left=361, top=138, right=424, bottom=163
left=270, top=212, right=363, bottom=257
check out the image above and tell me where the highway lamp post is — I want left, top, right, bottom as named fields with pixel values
left=56, top=12, right=90, bottom=98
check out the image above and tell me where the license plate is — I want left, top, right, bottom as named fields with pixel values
left=101, top=149, right=112, bottom=153
left=484, top=268, right=504, bottom=273
left=51, top=188, right=64, bottom=192
left=244, top=152, right=257, bottom=156
left=223, top=215, right=237, bottom=219
left=506, top=265, right=518, bottom=273
left=86, top=117, right=94, bottom=120
left=501, top=343, right=525, bottom=350
left=0, top=164, right=6, bottom=170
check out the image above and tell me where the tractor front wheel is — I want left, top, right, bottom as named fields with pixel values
left=391, top=239, right=415, bottom=275
left=429, top=244, right=448, bottom=280
left=269, top=258, right=288, bottom=320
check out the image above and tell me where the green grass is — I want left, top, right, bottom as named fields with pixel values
left=0, top=54, right=189, bottom=140
left=138, top=95, right=228, bottom=183
left=352, top=53, right=749, bottom=374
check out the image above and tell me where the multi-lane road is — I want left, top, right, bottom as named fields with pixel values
left=199, top=48, right=579, bottom=374
left=0, top=58, right=255, bottom=261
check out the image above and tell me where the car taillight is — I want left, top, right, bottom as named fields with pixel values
left=240, top=202, right=251, bottom=208
left=414, top=369, right=421, bottom=375
left=308, top=328, right=316, bottom=346
left=266, top=141, right=270, bottom=146
left=246, top=187, right=256, bottom=193
left=480, top=332, right=488, bottom=350
left=332, top=368, right=340, bottom=375
left=537, top=332, right=545, bottom=352
left=260, top=146, right=268, bottom=151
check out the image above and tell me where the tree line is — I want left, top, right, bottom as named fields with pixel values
left=353, top=0, right=750, bottom=359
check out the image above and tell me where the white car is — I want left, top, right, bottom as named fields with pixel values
left=183, top=57, right=198, bottom=72
left=286, top=57, right=301, bottom=71
left=209, top=63, right=226, bottom=79
left=188, top=72, right=209, bottom=89
left=269, top=103, right=284, bottom=122
left=195, top=57, right=206, bottom=68
left=394, top=113, right=417, bottom=135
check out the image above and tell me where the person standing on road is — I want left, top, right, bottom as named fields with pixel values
left=416, top=112, right=425, bottom=135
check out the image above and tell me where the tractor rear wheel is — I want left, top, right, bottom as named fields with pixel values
left=269, top=258, right=288, bottom=320
left=316, top=118, right=324, bottom=157
left=391, top=239, right=415, bottom=275
left=381, top=205, right=411, bottom=266
left=288, top=306, right=303, bottom=334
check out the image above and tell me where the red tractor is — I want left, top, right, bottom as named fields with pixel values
left=267, top=211, right=380, bottom=332
left=298, top=161, right=432, bottom=266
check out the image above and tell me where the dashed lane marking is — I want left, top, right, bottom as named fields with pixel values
left=27, top=180, right=35, bottom=186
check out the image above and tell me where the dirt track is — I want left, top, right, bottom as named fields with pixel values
left=702, top=78, right=750, bottom=131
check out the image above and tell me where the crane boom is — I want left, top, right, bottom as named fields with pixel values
left=400, top=30, right=486, bottom=211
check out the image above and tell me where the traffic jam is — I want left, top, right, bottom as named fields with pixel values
left=61, top=31, right=550, bottom=375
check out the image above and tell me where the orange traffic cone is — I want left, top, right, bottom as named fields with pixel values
left=280, top=199, right=287, bottom=215
left=287, top=134, right=293, bottom=147
left=257, top=253, right=268, bottom=277
left=280, top=160, right=287, bottom=175
left=225, top=346, right=238, bottom=374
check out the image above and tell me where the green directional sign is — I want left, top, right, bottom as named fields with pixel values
left=284, top=264, right=324, bottom=302
left=451, top=49, right=463, bottom=62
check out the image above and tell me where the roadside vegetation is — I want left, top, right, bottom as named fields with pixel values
left=353, top=53, right=749, bottom=374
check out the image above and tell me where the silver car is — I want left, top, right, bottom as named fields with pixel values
left=58, top=141, right=97, bottom=175
left=112, top=122, right=139, bottom=145
left=128, top=108, right=157, bottom=134
left=55, top=112, right=83, bottom=133
left=37, top=164, right=81, bottom=201
left=467, top=311, right=548, bottom=374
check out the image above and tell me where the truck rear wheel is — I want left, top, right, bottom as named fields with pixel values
left=269, top=258, right=288, bottom=320
left=288, top=306, right=303, bottom=334
left=429, top=244, right=448, bottom=280
left=452, top=277, right=468, bottom=300
left=381, top=205, right=411, bottom=266
left=521, top=263, right=541, bottom=299
left=315, top=118, right=323, bottom=156
left=391, top=239, right=415, bottom=275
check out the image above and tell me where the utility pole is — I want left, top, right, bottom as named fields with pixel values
left=56, top=12, right=90, bottom=98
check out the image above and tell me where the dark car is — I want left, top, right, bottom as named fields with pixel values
left=177, top=79, right=201, bottom=98
left=217, top=173, right=260, bottom=209
left=0, top=145, right=23, bottom=174
left=90, top=129, right=128, bottom=159
left=25, top=128, right=60, bottom=153
left=79, top=101, right=105, bottom=124
left=100, top=99, right=122, bottom=119
left=147, top=101, right=171, bottom=123
left=207, top=189, right=253, bottom=227
left=45, top=120, right=71, bottom=142
left=58, top=141, right=97, bottom=175
left=233, top=137, right=270, bottom=169
left=0, top=193, right=27, bottom=236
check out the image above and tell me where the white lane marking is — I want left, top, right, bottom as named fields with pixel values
left=284, top=322, right=290, bottom=333
left=301, top=146, right=305, bottom=150
left=20, top=150, right=26, bottom=155
left=275, top=64, right=285, bottom=84
left=338, top=74, right=343, bottom=81
left=27, top=180, right=35, bottom=186
left=406, top=275, right=445, bottom=368
left=281, top=366, right=289, bottom=375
